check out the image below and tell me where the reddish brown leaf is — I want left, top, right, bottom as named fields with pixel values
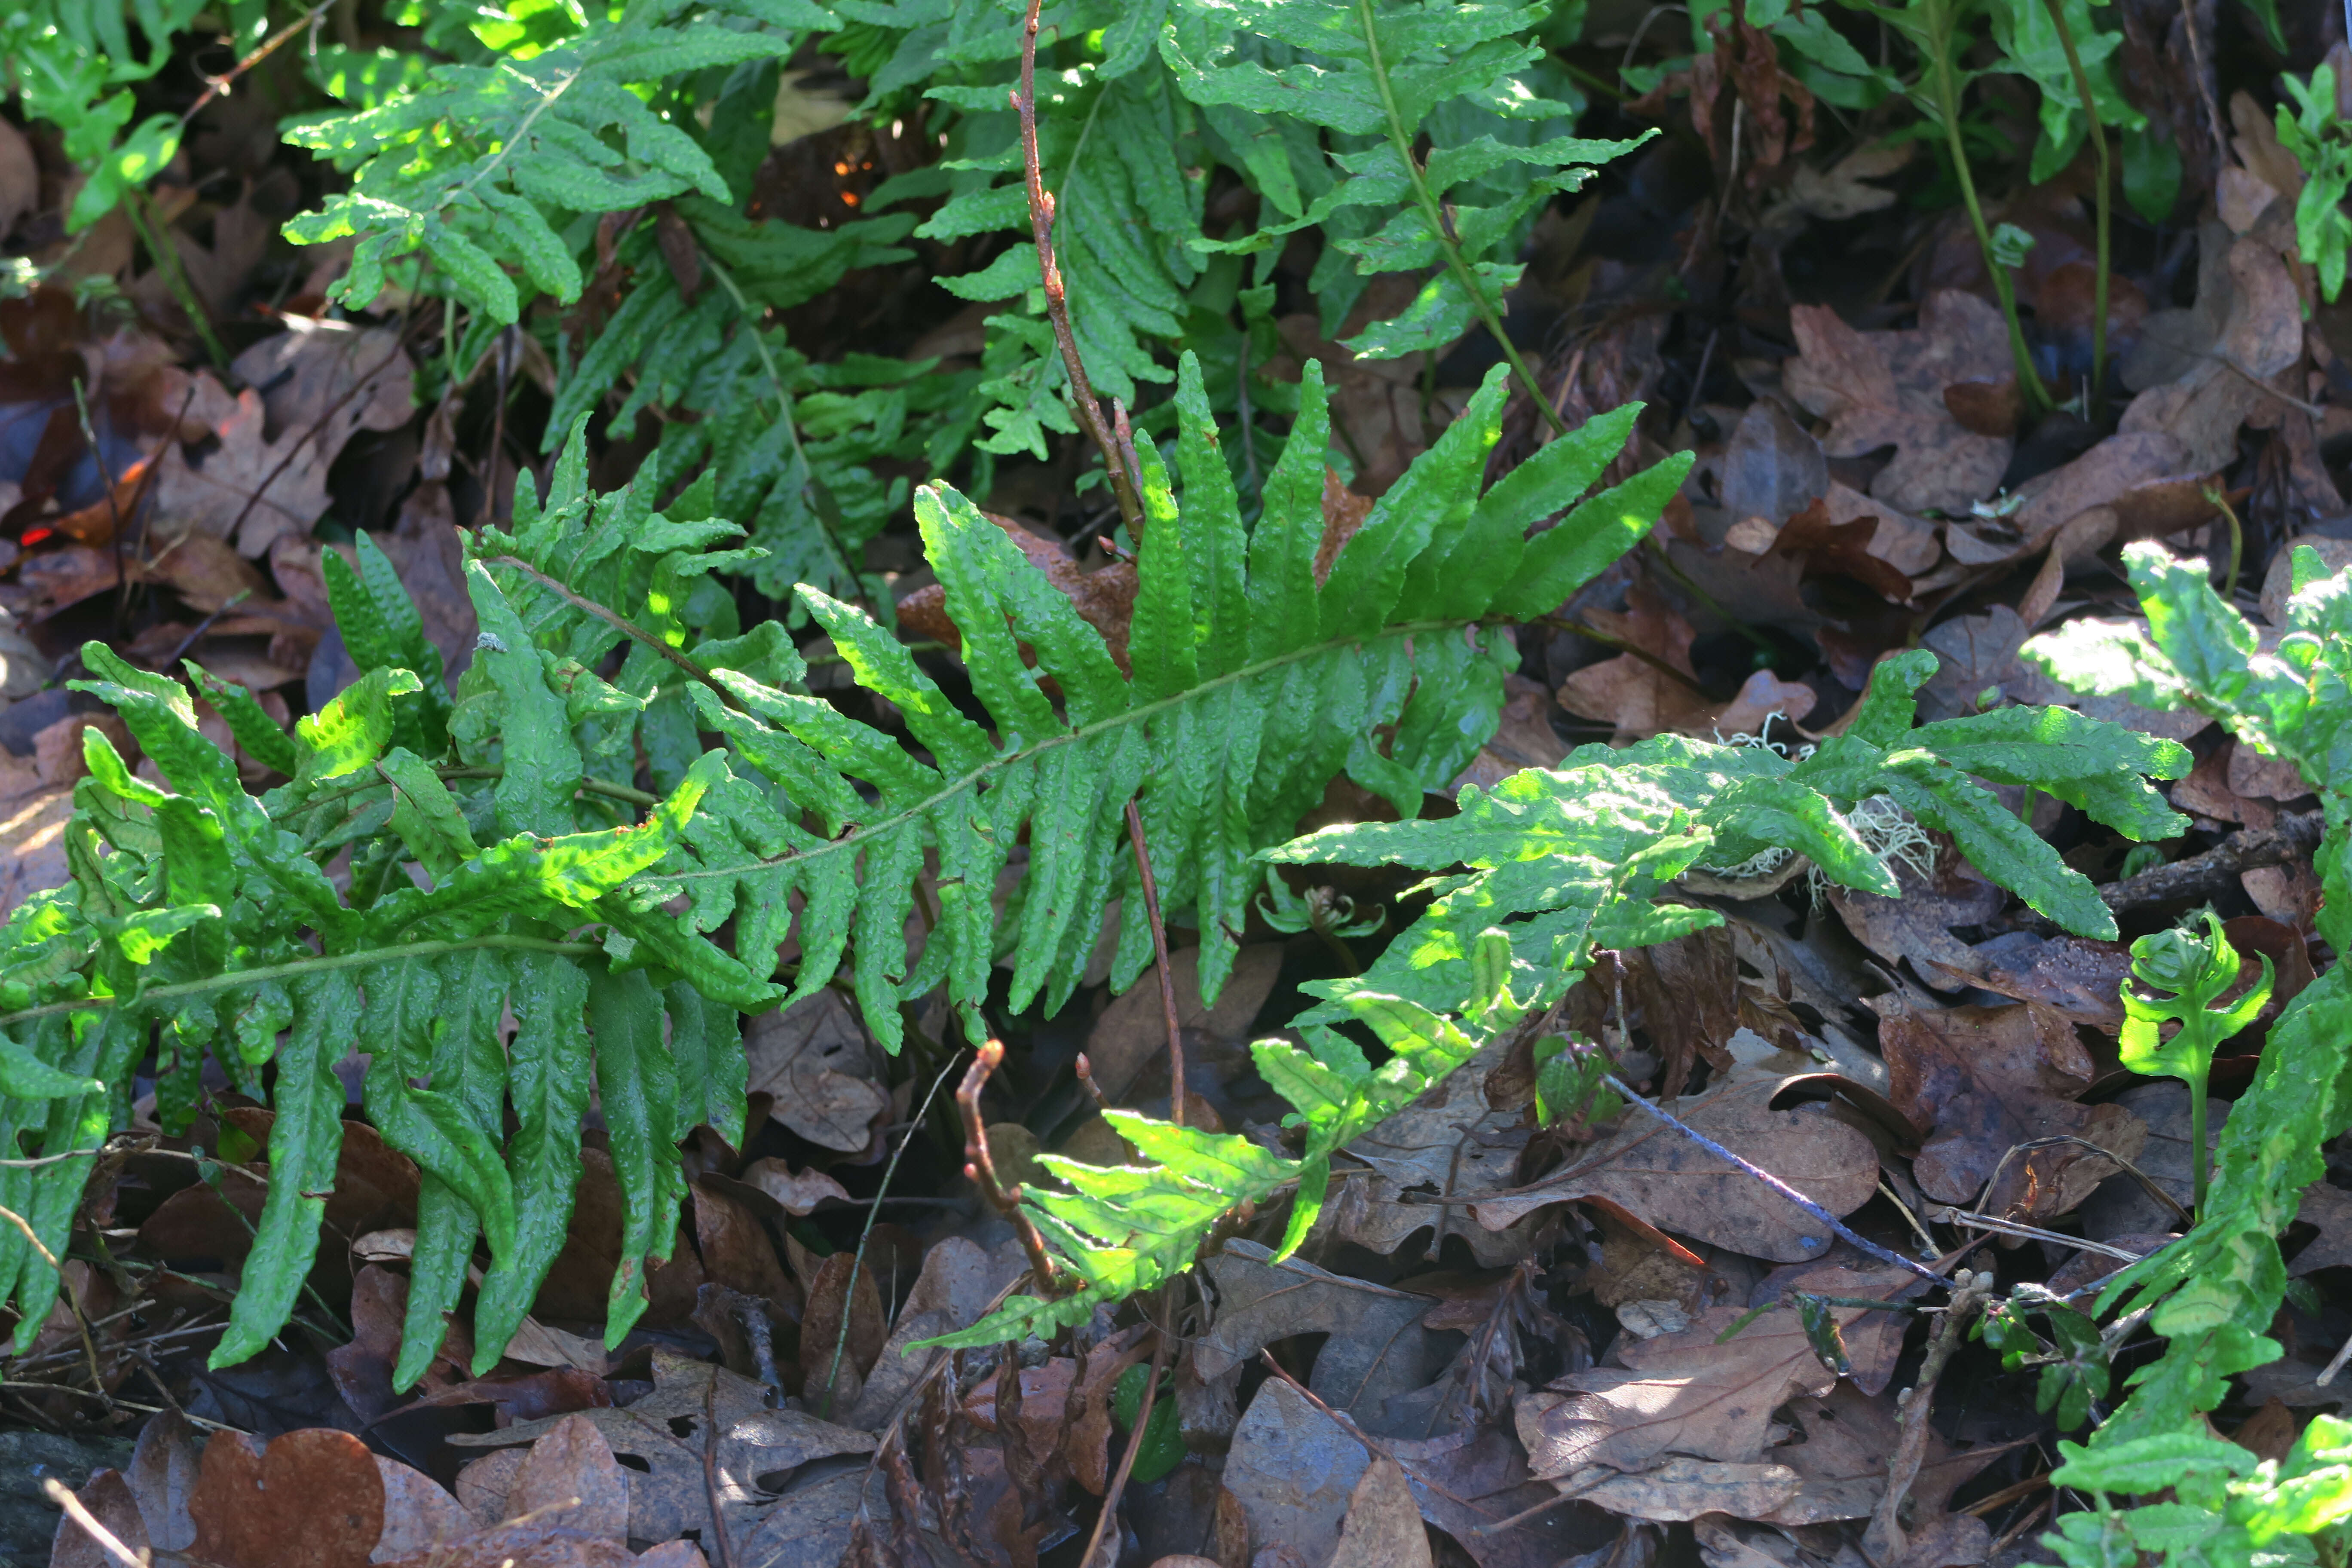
left=189, top=1429, right=385, bottom=1568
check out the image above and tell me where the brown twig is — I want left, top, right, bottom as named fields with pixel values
left=2103, top=811, right=2322, bottom=910
left=1013, top=0, right=1143, bottom=539
left=41, top=1479, right=148, bottom=1568
left=1863, top=1271, right=1993, bottom=1567
left=1124, top=799, right=1186, bottom=1127
left=700, top=1371, right=737, bottom=1568
left=958, top=1039, right=1062, bottom=1293
left=181, top=0, right=337, bottom=126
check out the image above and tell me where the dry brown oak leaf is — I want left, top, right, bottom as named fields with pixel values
left=1470, top=1071, right=1879, bottom=1263
left=1874, top=998, right=2148, bottom=1219
left=1515, top=1289, right=1900, bottom=1476
left=1783, top=289, right=2014, bottom=515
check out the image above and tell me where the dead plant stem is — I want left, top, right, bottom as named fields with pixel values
left=42, top=1479, right=148, bottom=1568
left=1015, top=0, right=1143, bottom=537
left=1863, top=1274, right=1990, bottom=1566
left=957, top=1038, right=1063, bottom=1293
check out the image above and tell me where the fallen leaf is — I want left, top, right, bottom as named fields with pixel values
left=1471, top=1072, right=1879, bottom=1264
left=1329, top=1032, right=1531, bottom=1263
left=842, top=1237, right=1028, bottom=1430
left=50, top=1470, right=149, bottom=1568
left=508, top=1415, right=627, bottom=1544
left=2290, top=1181, right=2352, bottom=1277
left=690, top=1180, right=796, bottom=1307
left=729, top=1465, right=891, bottom=1568
left=1516, top=1285, right=1907, bottom=1476
left=449, top=1352, right=874, bottom=1540
left=1759, top=1381, right=2012, bottom=1528
left=1557, top=578, right=1817, bottom=743
left=1875, top=999, right=2148, bottom=1219
left=798, top=1250, right=886, bottom=1412
left=2079, top=1082, right=2218, bottom=1241
left=1333, top=1459, right=1434, bottom=1568
left=1194, top=1241, right=1447, bottom=1421
left=372, top=1523, right=630, bottom=1568
left=125, top=1410, right=202, bottom=1554
left=1783, top=291, right=2015, bottom=514
left=1717, top=399, right=1828, bottom=528
left=1770, top=142, right=1913, bottom=224
left=1084, top=943, right=1282, bottom=1104
left=743, top=990, right=890, bottom=1152
left=189, top=1429, right=385, bottom=1568
left=1548, top=1459, right=1799, bottom=1523
left=1946, top=932, right=2132, bottom=1027
left=2119, top=227, right=2303, bottom=473
left=2007, top=431, right=2194, bottom=556
left=151, top=381, right=337, bottom=558
left=1222, top=1377, right=1369, bottom=1568
left=369, top=1458, right=475, bottom=1563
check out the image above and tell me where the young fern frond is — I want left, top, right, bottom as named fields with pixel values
left=623, top=349, right=1690, bottom=1049
left=938, top=653, right=2190, bottom=1348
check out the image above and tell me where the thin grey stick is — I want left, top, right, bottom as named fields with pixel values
left=1600, top=1073, right=1948, bottom=1284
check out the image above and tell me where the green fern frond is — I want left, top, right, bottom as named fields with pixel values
left=282, top=0, right=837, bottom=321
left=942, top=648, right=2190, bottom=1348
left=625, top=350, right=1685, bottom=1052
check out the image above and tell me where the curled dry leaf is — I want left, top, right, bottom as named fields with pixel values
left=741, top=1157, right=852, bottom=1216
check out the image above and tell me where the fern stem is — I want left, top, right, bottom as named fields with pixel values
left=1599, top=1070, right=1949, bottom=1283
left=1125, top=798, right=1187, bottom=1126
left=1354, top=0, right=1564, bottom=436
left=1017, top=0, right=1145, bottom=539
left=0, top=935, right=600, bottom=1031
left=702, top=256, right=869, bottom=607
left=2036, top=0, right=2110, bottom=422
left=484, top=553, right=746, bottom=711
left=1920, top=0, right=2050, bottom=414
left=653, top=617, right=1475, bottom=887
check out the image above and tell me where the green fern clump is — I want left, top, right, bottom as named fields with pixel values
left=2023, top=544, right=2352, bottom=1525
left=0, top=339, right=1681, bottom=1386
left=628, top=349, right=1687, bottom=1047
left=3, top=0, right=213, bottom=229
left=937, top=642, right=2191, bottom=1348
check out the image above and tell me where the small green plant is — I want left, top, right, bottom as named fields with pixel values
left=1975, top=1285, right=2110, bottom=1432
left=2279, top=65, right=2352, bottom=303
left=2119, top=911, right=2271, bottom=1219
left=2045, top=1418, right=2352, bottom=1566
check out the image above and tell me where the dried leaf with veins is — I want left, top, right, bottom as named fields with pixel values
left=1783, top=290, right=2015, bottom=514
left=1874, top=998, right=2148, bottom=1218
left=1194, top=1241, right=1448, bottom=1420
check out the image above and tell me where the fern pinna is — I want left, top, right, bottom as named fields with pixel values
left=0, top=346, right=1674, bottom=1378
left=935, top=646, right=2194, bottom=1348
